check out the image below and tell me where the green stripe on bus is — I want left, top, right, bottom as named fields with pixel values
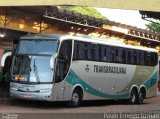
left=117, top=66, right=157, bottom=93
left=144, top=72, right=158, bottom=89
left=65, top=69, right=129, bottom=99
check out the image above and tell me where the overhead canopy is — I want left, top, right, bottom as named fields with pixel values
left=0, top=0, right=160, bottom=12
left=140, top=11, right=160, bottom=21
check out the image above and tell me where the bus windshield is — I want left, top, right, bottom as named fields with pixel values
left=17, top=40, right=59, bottom=55
left=12, top=39, right=59, bottom=83
left=13, top=56, right=52, bottom=83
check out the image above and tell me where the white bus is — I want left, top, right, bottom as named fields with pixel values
left=10, top=34, right=159, bottom=107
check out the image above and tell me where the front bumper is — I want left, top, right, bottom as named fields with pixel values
left=10, top=90, right=53, bottom=101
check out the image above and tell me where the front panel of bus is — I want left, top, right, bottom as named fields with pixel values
left=10, top=39, right=59, bottom=101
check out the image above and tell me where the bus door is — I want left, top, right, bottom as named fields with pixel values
left=54, top=40, right=72, bottom=100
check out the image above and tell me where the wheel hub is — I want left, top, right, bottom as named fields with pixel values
left=72, top=93, right=79, bottom=104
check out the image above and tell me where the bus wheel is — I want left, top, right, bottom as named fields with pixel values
left=129, top=88, right=139, bottom=104
left=68, top=90, right=81, bottom=107
left=138, top=89, right=145, bottom=104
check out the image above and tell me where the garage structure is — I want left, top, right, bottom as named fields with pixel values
left=0, top=6, right=159, bottom=50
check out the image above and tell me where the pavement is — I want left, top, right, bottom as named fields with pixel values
left=0, top=91, right=160, bottom=119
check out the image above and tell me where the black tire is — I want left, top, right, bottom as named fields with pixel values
left=129, top=88, right=139, bottom=104
left=138, top=90, right=145, bottom=104
left=68, top=90, right=81, bottom=107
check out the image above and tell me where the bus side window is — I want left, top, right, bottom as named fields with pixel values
left=134, top=51, right=137, bottom=64
left=136, top=51, right=140, bottom=65
left=106, top=46, right=112, bottom=62
left=147, top=52, right=152, bottom=66
left=91, top=44, right=100, bottom=61
left=144, top=51, right=148, bottom=66
left=140, top=51, right=145, bottom=65
left=73, top=41, right=84, bottom=60
left=101, top=45, right=106, bottom=62
left=78, top=42, right=85, bottom=60
left=80, top=43, right=85, bottom=60
left=73, top=42, right=78, bottom=60
left=118, top=48, right=123, bottom=63
left=59, top=40, right=72, bottom=61
left=84, top=43, right=91, bottom=60
left=152, top=52, right=158, bottom=66
left=122, top=49, right=127, bottom=64
left=155, top=52, right=158, bottom=66
left=127, top=50, right=134, bottom=64
left=113, top=47, right=119, bottom=63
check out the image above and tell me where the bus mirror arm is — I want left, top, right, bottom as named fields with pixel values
left=50, top=53, right=58, bottom=69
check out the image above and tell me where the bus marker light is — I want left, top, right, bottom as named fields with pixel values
left=14, top=76, right=19, bottom=80
left=24, top=76, right=28, bottom=81
left=19, top=76, right=25, bottom=81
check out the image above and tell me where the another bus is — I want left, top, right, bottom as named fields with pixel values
left=10, top=34, right=159, bottom=107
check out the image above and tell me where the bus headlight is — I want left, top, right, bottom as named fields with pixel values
left=39, top=89, right=51, bottom=93
left=13, top=75, right=28, bottom=81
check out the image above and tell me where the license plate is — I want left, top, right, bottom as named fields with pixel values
left=24, top=94, right=32, bottom=98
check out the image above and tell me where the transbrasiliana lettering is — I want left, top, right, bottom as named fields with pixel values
left=94, top=65, right=126, bottom=74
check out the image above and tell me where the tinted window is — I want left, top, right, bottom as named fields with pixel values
left=59, top=40, right=72, bottom=60
left=84, top=43, right=91, bottom=60
left=73, top=41, right=85, bottom=60
left=106, top=46, right=112, bottom=62
left=148, top=52, right=158, bottom=66
left=17, top=40, right=58, bottom=55
left=127, top=50, right=134, bottom=64
left=73, top=40, right=158, bottom=66
left=146, top=52, right=152, bottom=66
left=140, top=51, right=145, bottom=65
left=91, top=44, right=100, bottom=61
left=118, top=48, right=123, bottom=63
left=133, top=51, right=137, bottom=64
left=101, top=45, right=107, bottom=62
left=136, top=51, right=140, bottom=65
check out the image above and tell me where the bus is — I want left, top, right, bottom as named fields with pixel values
left=10, top=34, right=159, bottom=107
left=158, top=56, right=160, bottom=91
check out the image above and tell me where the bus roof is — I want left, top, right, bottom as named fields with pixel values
left=21, top=34, right=157, bottom=53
